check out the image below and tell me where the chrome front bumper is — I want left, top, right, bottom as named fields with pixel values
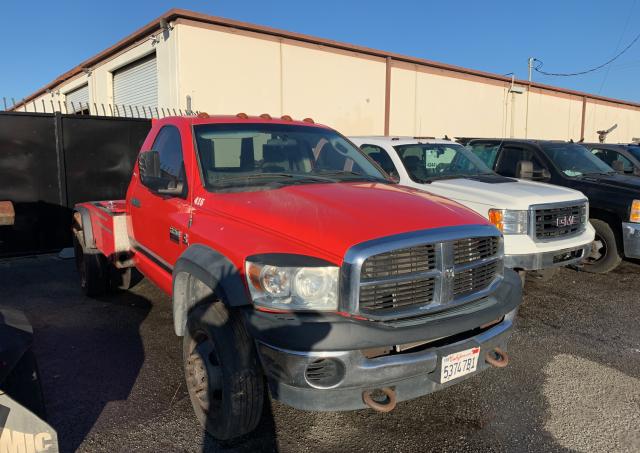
left=256, top=309, right=517, bottom=412
left=622, top=222, right=640, bottom=258
left=504, top=243, right=591, bottom=270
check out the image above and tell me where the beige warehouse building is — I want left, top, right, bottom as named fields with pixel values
left=16, top=8, right=640, bottom=143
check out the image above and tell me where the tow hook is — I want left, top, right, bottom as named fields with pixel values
left=485, top=347, right=509, bottom=368
left=362, top=387, right=397, bottom=413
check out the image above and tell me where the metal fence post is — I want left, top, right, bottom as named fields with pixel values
left=53, top=111, right=69, bottom=208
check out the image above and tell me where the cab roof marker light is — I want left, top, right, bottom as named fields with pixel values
left=236, top=112, right=249, bottom=119
left=260, top=113, right=272, bottom=120
left=280, top=115, right=293, bottom=121
left=197, top=112, right=209, bottom=118
left=303, top=117, right=315, bottom=124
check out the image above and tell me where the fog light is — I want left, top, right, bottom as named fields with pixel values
left=304, top=358, right=345, bottom=388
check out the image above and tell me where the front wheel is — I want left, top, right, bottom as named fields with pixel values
left=183, top=300, right=264, bottom=440
left=583, top=219, right=622, bottom=274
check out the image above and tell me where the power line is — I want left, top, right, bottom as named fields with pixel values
left=598, top=0, right=637, bottom=93
left=533, top=29, right=640, bottom=77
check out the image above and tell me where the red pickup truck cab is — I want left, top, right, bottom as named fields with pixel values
left=72, top=114, right=522, bottom=440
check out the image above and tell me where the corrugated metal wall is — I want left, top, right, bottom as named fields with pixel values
left=113, top=53, right=158, bottom=108
left=65, top=84, right=89, bottom=113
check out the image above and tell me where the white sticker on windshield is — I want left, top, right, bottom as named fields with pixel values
left=563, top=170, right=582, bottom=177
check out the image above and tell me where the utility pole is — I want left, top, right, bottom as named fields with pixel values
left=525, top=57, right=534, bottom=138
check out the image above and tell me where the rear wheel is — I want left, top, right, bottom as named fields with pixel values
left=73, top=232, right=109, bottom=297
left=583, top=219, right=622, bottom=274
left=183, top=300, right=264, bottom=440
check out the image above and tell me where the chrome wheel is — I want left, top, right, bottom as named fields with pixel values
left=586, top=235, right=607, bottom=264
left=186, top=331, right=223, bottom=415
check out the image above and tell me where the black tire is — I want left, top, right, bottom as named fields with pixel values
left=183, top=300, right=264, bottom=440
left=583, top=219, right=622, bottom=274
left=109, top=266, right=144, bottom=291
left=73, top=233, right=109, bottom=296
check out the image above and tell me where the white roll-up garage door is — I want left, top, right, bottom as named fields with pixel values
left=113, top=53, right=158, bottom=110
left=65, top=84, right=89, bottom=112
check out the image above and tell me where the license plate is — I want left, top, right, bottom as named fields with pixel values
left=440, top=347, right=480, bottom=383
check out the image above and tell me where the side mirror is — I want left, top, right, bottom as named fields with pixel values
left=139, top=151, right=185, bottom=196
left=516, top=160, right=534, bottom=179
left=139, top=151, right=161, bottom=180
left=540, top=168, right=551, bottom=181
left=612, top=160, right=625, bottom=173
left=388, top=171, right=400, bottom=183
left=634, top=167, right=640, bottom=177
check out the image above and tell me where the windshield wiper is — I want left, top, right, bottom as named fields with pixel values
left=581, top=171, right=616, bottom=177
left=421, top=174, right=465, bottom=183
left=212, top=172, right=339, bottom=188
left=315, top=170, right=387, bottom=182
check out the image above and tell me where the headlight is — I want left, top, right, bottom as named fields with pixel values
left=630, top=200, right=640, bottom=223
left=488, top=209, right=528, bottom=234
left=245, top=261, right=339, bottom=311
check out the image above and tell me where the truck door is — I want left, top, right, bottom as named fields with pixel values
left=130, top=125, right=191, bottom=273
left=494, top=145, right=550, bottom=181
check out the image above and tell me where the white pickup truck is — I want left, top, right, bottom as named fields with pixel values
left=350, top=137, right=595, bottom=276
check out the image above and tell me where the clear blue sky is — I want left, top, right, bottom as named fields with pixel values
left=3, top=0, right=640, bottom=102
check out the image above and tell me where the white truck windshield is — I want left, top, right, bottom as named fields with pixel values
left=394, top=143, right=494, bottom=183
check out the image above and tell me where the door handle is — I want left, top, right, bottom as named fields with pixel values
left=131, top=198, right=141, bottom=208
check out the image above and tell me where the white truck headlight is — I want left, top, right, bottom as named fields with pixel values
left=246, top=261, right=339, bottom=311
left=488, top=209, right=529, bottom=234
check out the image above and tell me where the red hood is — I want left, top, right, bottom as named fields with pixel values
left=202, top=182, right=492, bottom=262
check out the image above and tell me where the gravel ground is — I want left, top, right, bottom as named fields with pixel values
left=1, top=254, right=639, bottom=453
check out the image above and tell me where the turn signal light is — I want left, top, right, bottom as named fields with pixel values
left=630, top=200, right=640, bottom=223
left=488, top=209, right=504, bottom=232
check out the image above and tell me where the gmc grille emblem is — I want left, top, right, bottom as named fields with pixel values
left=444, top=266, right=455, bottom=279
left=556, top=215, right=577, bottom=227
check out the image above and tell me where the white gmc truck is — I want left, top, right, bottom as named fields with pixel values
left=350, top=137, right=595, bottom=277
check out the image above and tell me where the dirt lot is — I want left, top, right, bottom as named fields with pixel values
left=1, top=254, right=639, bottom=452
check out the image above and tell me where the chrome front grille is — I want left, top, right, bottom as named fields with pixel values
left=453, top=260, right=502, bottom=298
left=359, top=277, right=436, bottom=314
left=533, top=202, right=588, bottom=241
left=362, top=244, right=436, bottom=279
left=452, top=237, right=501, bottom=298
left=453, top=237, right=499, bottom=264
left=343, top=226, right=504, bottom=322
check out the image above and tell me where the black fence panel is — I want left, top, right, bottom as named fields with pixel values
left=0, top=113, right=68, bottom=256
left=0, top=112, right=151, bottom=257
left=62, top=116, right=150, bottom=207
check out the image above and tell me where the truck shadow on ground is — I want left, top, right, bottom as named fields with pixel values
left=0, top=255, right=152, bottom=452
left=2, top=257, right=639, bottom=452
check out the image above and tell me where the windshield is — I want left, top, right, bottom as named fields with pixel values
left=627, top=145, right=640, bottom=162
left=539, top=143, right=615, bottom=177
left=393, top=143, right=494, bottom=182
left=193, top=123, right=387, bottom=190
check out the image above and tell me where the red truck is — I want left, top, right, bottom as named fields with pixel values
left=72, top=114, right=522, bottom=440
